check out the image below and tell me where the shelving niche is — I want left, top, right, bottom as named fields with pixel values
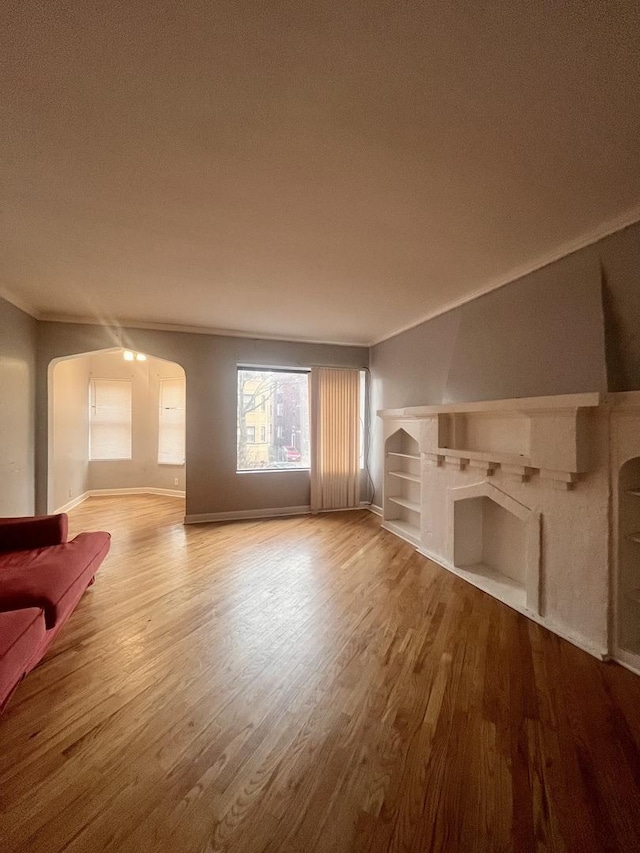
left=617, top=457, right=640, bottom=660
left=383, top=429, right=421, bottom=546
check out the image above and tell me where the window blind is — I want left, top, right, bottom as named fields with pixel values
left=158, top=377, right=186, bottom=464
left=89, top=379, right=132, bottom=460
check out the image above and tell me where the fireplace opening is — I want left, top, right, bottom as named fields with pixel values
left=449, top=483, right=540, bottom=614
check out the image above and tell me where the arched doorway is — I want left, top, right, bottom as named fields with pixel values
left=48, top=347, right=186, bottom=513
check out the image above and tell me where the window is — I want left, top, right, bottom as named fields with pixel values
left=158, top=377, right=186, bottom=464
left=237, top=368, right=310, bottom=471
left=89, top=379, right=132, bottom=460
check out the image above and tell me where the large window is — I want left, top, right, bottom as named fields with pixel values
left=89, top=378, right=132, bottom=460
left=158, top=377, right=186, bottom=464
left=237, top=368, right=310, bottom=471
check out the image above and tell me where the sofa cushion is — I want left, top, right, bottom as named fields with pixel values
left=0, top=532, right=111, bottom=628
left=0, top=607, right=46, bottom=707
left=0, top=514, right=68, bottom=554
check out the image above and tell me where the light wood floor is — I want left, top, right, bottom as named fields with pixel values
left=2, top=496, right=640, bottom=852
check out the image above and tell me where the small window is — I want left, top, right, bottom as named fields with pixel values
left=237, top=368, right=310, bottom=471
left=89, top=379, right=132, bottom=460
left=158, top=377, right=186, bottom=464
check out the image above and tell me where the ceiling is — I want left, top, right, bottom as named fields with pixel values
left=2, top=1, right=640, bottom=345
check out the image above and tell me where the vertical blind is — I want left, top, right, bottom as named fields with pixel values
left=158, top=377, right=186, bottom=464
left=310, top=367, right=360, bottom=512
left=89, top=379, right=132, bottom=460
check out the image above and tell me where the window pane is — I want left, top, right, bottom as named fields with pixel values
left=89, top=379, right=132, bottom=460
left=237, top=369, right=310, bottom=471
left=158, top=378, right=186, bottom=464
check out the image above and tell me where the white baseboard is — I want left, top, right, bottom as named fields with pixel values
left=54, top=492, right=90, bottom=514
left=185, top=505, right=311, bottom=524
left=54, top=487, right=185, bottom=513
left=87, top=487, right=186, bottom=499
left=368, top=504, right=383, bottom=516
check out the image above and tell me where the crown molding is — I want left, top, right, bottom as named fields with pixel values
left=6, top=205, right=640, bottom=348
left=370, top=204, right=640, bottom=346
left=37, top=315, right=369, bottom=349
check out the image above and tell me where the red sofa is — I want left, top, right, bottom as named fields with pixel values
left=0, top=514, right=110, bottom=712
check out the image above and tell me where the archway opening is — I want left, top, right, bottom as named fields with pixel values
left=48, top=348, right=186, bottom=513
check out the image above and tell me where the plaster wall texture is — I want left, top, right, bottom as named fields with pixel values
left=382, top=406, right=611, bottom=657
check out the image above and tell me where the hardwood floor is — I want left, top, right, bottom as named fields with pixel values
left=2, top=496, right=640, bottom=852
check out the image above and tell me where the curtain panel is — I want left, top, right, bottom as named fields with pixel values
left=310, top=367, right=360, bottom=512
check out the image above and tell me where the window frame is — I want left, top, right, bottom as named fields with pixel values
left=89, top=377, right=133, bottom=462
left=236, top=366, right=311, bottom=473
left=158, top=376, right=186, bottom=466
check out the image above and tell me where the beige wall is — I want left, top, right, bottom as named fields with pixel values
left=51, top=355, right=90, bottom=511
left=49, top=350, right=186, bottom=509
left=0, top=298, right=37, bottom=515
left=86, top=351, right=186, bottom=494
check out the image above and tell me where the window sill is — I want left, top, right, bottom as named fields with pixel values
left=236, top=468, right=310, bottom=475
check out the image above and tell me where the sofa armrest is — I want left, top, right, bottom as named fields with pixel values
left=0, top=514, right=69, bottom=554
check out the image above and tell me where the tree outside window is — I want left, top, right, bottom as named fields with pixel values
left=237, top=368, right=309, bottom=470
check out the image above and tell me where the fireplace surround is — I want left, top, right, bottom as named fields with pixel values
left=378, top=392, right=640, bottom=674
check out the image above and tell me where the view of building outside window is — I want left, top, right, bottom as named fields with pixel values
left=237, top=368, right=310, bottom=470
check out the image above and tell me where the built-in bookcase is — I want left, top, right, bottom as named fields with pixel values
left=383, top=429, right=421, bottom=546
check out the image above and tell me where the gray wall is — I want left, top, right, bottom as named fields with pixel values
left=369, top=221, right=640, bottom=504
left=36, top=322, right=368, bottom=517
left=0, top=298, right=37, bottom=515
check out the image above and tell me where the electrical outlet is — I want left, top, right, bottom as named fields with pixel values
left=174, top=477, right=179, bottom=486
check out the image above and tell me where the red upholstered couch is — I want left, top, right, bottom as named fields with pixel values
left=0, top=514, right=110, bottom=712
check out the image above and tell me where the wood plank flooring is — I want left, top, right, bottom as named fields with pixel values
left=2, top=495, right=640, bottom=852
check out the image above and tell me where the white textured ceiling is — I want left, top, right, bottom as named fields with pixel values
left=2, top=1, right=640, bottom=345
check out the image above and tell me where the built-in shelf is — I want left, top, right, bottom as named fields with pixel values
left=627, top=533, right=640, bottom=545
left=388, top=496, right=421, bottom=513
left=384, top=429, right=422, bottom=547
left=388, top=470, right=421, bottom=484
left=387, top=451, right=420, bottom=461
left=437, top=447, right=531, bottom=466
left=383, top=519, right=421, bottom=547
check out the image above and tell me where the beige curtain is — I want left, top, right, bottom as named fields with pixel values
left=310, top=367, right=360, bottom=512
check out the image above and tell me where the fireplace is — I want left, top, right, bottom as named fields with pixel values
left=448, top=481, right=540, bottom=615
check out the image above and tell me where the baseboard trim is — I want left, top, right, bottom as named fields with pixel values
left=54, top=487, right=185, bottom=513
left=185, top=505, right=311, bottom=524
left=415, top=545, right=608, bottom=662
left=54, top=492, right=90, bottom=514
left=87, top=487, right=186, bottom=499
left=368, top=504, right=383, bottom=516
